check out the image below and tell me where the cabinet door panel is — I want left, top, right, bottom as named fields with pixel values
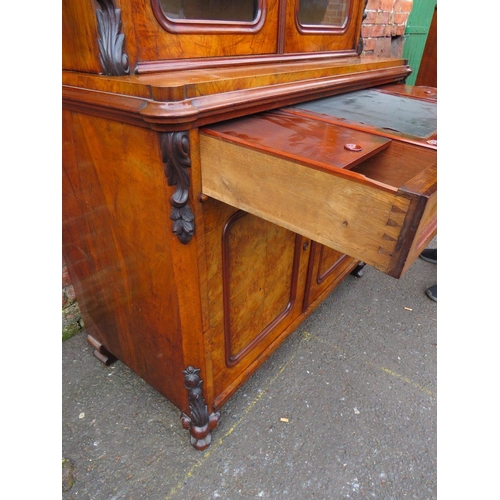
left=303, top=243, right=357, bottom=310
left=204, top=202, right=309, bottom=407
left=223, top=211, right=299, bottom=364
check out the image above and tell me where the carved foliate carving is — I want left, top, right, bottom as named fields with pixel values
left=160, top=132, right=195, bottom=244
left=181, top=366, right=220, bottom=450
left=95, top=0, right=130, bottom=76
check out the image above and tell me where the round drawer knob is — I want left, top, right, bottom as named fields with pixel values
left=344, top=143, right=362, bottom=152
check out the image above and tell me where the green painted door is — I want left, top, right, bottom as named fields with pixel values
left=402, top=0, right=437, bottom=85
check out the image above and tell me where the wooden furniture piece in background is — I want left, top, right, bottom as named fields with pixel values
left=415, top=6, right=437, bottom=87
left=401, top=0, right=436, bottom=86
left=62, top=0, right=436, bottom=450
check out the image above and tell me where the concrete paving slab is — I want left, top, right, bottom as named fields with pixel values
left=62, top=240, right=437, bottom=500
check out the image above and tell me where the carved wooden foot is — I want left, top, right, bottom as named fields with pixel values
left=351, top=262, right=366, bottom=278
left=181, top=366, right=220, bottom=450
left=87, top=334, right=117, bottom=366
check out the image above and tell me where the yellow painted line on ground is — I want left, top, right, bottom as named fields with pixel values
left=377, top=366, right=436, bottom=397
left=165, top=330, right=434, bottom=498
left=314, top=334, right=436, bottom=398
left=164, top=346, right=300, bottom=500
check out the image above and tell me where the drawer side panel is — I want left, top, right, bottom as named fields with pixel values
left=200, top=133, right=401, bottom=274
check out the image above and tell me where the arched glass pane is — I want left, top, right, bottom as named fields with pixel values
left=160, top=0, right=259, bottom=22
left=298, top=0, right=350, bottom=26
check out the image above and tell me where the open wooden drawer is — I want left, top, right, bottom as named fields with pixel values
left=200, top=90, right=437, bottom=279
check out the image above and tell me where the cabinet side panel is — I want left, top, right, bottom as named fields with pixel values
left=62, top=110, right=187, bottom=410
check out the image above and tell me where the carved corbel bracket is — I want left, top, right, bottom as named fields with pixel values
left=181, top=366, right=220, bottom=450
left=95, top=0, right=130, bottom=76
left=160, top=131, right=196, bottom=244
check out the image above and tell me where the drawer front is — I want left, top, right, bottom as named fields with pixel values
left=395, top=180, right=437, bottom=277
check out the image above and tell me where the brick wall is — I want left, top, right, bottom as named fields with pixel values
left=62, top=257, right=84, bottom=341
left=361, top=0, right=413, bottom=58
left=61, top=0, right=413, bottom=341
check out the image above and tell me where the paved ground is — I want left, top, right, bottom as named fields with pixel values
left=62, top=240, right=437, bottom=500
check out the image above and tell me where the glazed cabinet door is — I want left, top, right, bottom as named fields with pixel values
left=283, top=0, right=365, bottom=54
left=203, top=200, right=311, bottom=409
left=145, top=0, right=280, bottom=60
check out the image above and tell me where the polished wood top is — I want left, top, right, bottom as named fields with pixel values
left=63, top=56, right=409, bottom=100
left=62, top=56, right=411, bottom=131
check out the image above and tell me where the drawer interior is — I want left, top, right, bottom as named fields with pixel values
left=350, top=140, right=437, bottom=188
left=200, top=110, right=393, bottom=173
